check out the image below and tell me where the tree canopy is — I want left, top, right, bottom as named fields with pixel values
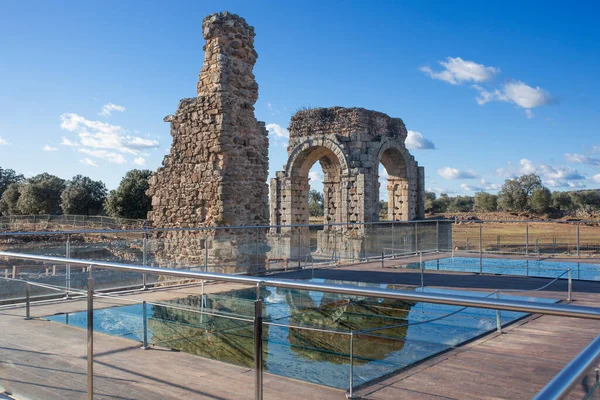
left=105, top=169, right=152, bottom=219
left=61, top=175, right=108, bottom=215
left=17, top=173, right=66, bottom=215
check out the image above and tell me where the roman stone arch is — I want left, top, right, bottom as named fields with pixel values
left=269, top=107, right=425, bottom=261
left=375, top=138, right=423, bottom=221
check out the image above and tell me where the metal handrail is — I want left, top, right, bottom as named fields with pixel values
left=0, top=218, right=450, bottom=236
left=533, top=335, right=600, bottom=400
left=1, top=251, right=600, bottom=320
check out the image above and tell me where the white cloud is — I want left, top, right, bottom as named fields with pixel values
left=518, top=158, right=586, bottom=187
left=99, top=103, right=126, bottom=117
left=593, top=174, right=600, bottom=183
left=43, top=145, right=58, bottom=151
left=519, top=159, right=537, bottom=175
left=308, top=170, right=323, bottom=183
left=460, top=183, right=484, bottom=192
left=133, top=157, right=146, bottom=166
left=80, top=158, right=99, bottom=167
left=78, top=148, right=127, bottom=164
left=437, top=167, right=477, bottom=180
left=420, top=57, right=499, bottom=85
left=427, top=187, right=458, bottom=195
left=474, top=81, right=552, bottom=117
left=60, top=113, right=159, bottom=164
left=405, top=130, right=436, bottom=150
left=565, top=153, right=600, bottom=167
left=496, top=167, right=517, bottom=179
left=61, top=136, right=78, bottom=147
left=266, top=123, right=289, bottom=138
left=0, top=137, right=8, bottom=145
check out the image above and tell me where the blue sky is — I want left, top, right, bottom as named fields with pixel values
left=1, top=1, right=599, bottom=197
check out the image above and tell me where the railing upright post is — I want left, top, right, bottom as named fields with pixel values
left=568, top=269, right=572, bottom=301
left=142, top=233, right=148, bottom=290
left=479, top=222, right=483, bottom=255
left=436, top=220, right=440, bottom=253
left=87, top=272, right=94, bottom=400
left=381, top=249, right=384, bottom=269
left=204, top=234, right=209, bottom=272
left=254, top=283, right=263, bottom=400
left=66, top=234, right=71, bottom=298
left=347, top=332, right=354, bottom=399
left=142, top=300, right=149, bottom=349
left=577, top=223, right=581, bottom=258
left=414, top=222, right=419, bottom=253
left=420, top=252, right=424, bottom=289
left=526, top=222, right=529, bottom=255
left=25, top=282, right=31, bottom=320
left=495, top=291, right=502, bottom=333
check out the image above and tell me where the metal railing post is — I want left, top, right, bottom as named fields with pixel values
left=495, top=291, right=502, bottom=333
left=254, top=283, right=263, bottom=400
left=420, top=252, right=424, bottom=289
left=142, top=233, right=148, bottom=290
left=87, top=273, right=94, bottom=400
left=141, top=300, right=149, bottom=349
left=381, top=249, right=384, bottom=268
left=568, top=269, right=573, bottom=301
left=204, top=234, right=209, bottom=272
left=347, top=332, right=354, bottom=399
left=577, top=223, right=581, bottom=258
left=526, top=222, right=529, bottom=255
left=414, top=222, right=419, bottom=253
left=66, top=234, right=71, bottom=298
left=436, top=220, right=440, bottom=253
left=479, top=222, right=483, bottom=255
left=25, top=282, right=31, bottom=320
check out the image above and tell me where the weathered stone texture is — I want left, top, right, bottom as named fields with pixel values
left=269, top=106, right=425, bottom=259
left=147, top=12, right=268, bottom=272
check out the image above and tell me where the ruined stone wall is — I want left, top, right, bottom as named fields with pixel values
left=269, top=107, right=425, bottom=260
left=147, top=12, right=269, bottom=273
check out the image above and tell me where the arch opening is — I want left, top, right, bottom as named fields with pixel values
left=377, top=147, right=410, bottom=221
left=289, top=146, right=344, bottom=227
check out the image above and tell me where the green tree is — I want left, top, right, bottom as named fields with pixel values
left=61, top=175, right=108, bottom=215
left=498, top=179, right=527, bottom=211
left=529, top=186, right=552, bottom=213
left=552, top=191, right=573, bottom=212
left=308, top=189, right=324, bottom=217
left=424, top=191, right=436, bottom=213
left=0, top=183, right=22, bottom=215
left=570, top=190, right=600, bottom=213
left=17, top=173, right=66, bottom=214
left=105, top=169, right=152, bottom=219
left=474, top=192, right=498, bottom=212
left=433, top=193, right=452, bottom=213
left=518, top=174, right=543, bottom=196
left=0, top=167, right=24, bottom=198
left=448, top=196, right=474, bottom=212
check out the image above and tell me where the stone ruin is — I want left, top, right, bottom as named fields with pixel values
left=147, top=12, right=269, bottom=273
left=268, top=107, right=425, bottom=261
left=147, top=12, right=428, bottom=272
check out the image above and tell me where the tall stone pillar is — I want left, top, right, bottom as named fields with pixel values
left=147, top=12, right=269, bottom=273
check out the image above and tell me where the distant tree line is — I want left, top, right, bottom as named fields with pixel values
left=425, top=173, right=600, bottom=216
left=0, top=166, right=152, bottom=219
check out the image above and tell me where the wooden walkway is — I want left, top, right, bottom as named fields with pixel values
left=1, top=259, right=599, bottom=400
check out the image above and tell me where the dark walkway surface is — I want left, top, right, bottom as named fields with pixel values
left=271, top=263, right=600, bottom=295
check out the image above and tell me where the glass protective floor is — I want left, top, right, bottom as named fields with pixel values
left=45, top=279, right=557, bottom=389
left=397, top=257, right=600, bottom=281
